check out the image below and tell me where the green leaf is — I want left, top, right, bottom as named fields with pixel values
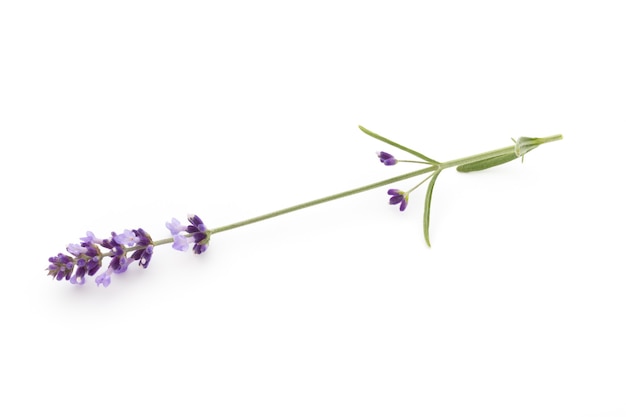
left=358, top=125, right=440, bottom=164
left=456, top=152, right=518, bottom=172
left=423, top=170, right=442, bottom=247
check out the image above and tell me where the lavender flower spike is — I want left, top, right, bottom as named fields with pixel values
left=377, top=151, right=397, bottom=166
left=387, top=189, right=409, bottom=211
left=47, top=214, right=212, bottom=287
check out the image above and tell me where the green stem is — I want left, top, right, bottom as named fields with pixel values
left=152, top=237, right=175, bottom=246
left=407, top=172, right=435, bottom=194
left=103, top=134, right=561, bottom=257
left=102, top=235, right=188, bottom=256
left=209, top=135, right=561, bottom=236
left=210, top=165, right=438, bottom=235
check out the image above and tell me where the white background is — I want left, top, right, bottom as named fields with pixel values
left=1, top=1, right=625, bottom=416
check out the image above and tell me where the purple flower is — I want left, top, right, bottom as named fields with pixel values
left=80, top=231, right=103, bottom=245
left=71, top=242, right=102, bottom=283
left=166, top=218, right=187, bottom=235
left=377, top=151, right=397, bottom=166
left=172, top=234, right=190, bottom=251
left=168, top=218, right=192, bottom=252
left=95, top=268, right=113, bottom=288
left=67, top=243, right=87, bottom=256
left=186, top=214, right=210, bottom=254
left=70, top=273, right=86, bottom=286
left=47, top=215, right=208, bottom=287
left=130, top=228, right=154, bottom=268
left=137, top=244, right=154, bottom=267
left=111, top=252, right=130, bottom=273
left=113, top=229, right=140, bottom=247
left=387, top=189, right=409, bottom=211
left=101, top=237, right=130, bottom=273
left=48, top=240, right=103, bottom=284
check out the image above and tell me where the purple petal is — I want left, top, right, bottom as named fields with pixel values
left=166, top=218, right=186, bottom=235
left=95, top=270, right=111, bottom=288
left=193, top=243, right=207, bottom=254
left=399, top=197, right=409, bottom=211
left=67, top=243, right=86, bottom=256
left=188, top=214, right=206, bottom=230
left=113, top=229, right=139, bottom=246
left=172, top=235, right=189, bottom=251
left=377, top=151, right=397, bottom=166
left=138, top=245, right=154, bottom=268
left=389, top=195, right=404, bottom=205
left=70, top=275, right=86, bottom=286
left=193, top=232, right=207, bottom=243
left=80, top=231, right=99, bottom=244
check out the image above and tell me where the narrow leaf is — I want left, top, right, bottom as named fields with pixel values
left=358, top=125, right=440, bottom=164
left=423, top=170, right=442, bottom=247
left=456, top=152, right=518, bottom=172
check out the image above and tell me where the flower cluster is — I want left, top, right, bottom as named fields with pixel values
left=47, top=215, right=209, bottom=288
left=167, top=215, right=210, bottom=254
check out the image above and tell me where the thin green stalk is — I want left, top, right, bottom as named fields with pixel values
left=209, top=135, right=561, bottom=237
left=117, top=134, right=562, bottom=253
left=152, top=237, right=175, bottom=246
left=210, top=165, right=438, bottom=235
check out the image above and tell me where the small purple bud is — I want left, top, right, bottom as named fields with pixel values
left=387, top=189, right=409, bottom=211
left=377, top=151, right=397, bottom=166
left=137, top=245, right=154, bottom=268
left=187, top=214, right=207, bottom=232
left=193, top=242, right=208, bottom=254
left=47, top=253, right=75, bottom=281
left=133, top=228, right=152, bottom=246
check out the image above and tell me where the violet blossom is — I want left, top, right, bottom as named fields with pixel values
left=46, top=215, right=209, bottom=288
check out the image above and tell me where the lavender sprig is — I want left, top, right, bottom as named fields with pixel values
left=47, top=127, right=562, bottom=287
left=47, top=215, right=209, bottom=287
